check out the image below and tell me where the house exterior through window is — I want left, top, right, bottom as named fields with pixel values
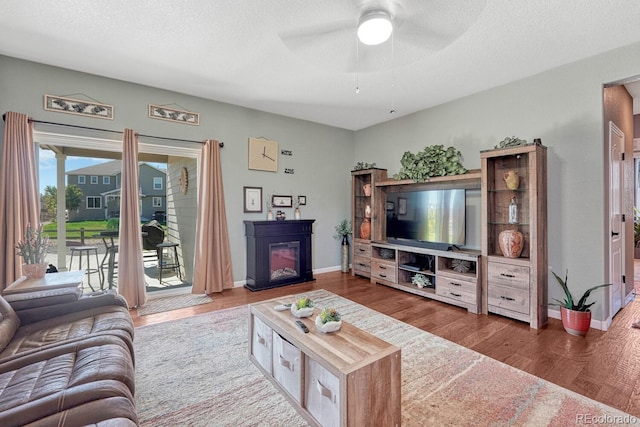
left=152, top=196, right=162, bottom=207
left=78, top=175, right=86, bottom=184
left=103, top=176, right=110, bottom=184
left=90, top=175, right=98, bottom=184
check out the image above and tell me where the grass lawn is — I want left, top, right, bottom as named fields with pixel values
left=43, top=220, right=109, bottom=239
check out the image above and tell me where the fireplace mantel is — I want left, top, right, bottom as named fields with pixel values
left=244, top=220, right=315, bottom=291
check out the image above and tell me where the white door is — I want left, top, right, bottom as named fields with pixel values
left=609, top=121, right=624, bottom=318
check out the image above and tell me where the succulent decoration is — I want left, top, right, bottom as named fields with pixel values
left=393, top=145, right=467, bottom=182
left=15, top=223, right=50, bottom=264
left=495, top=136, right=527, bottom=149
left=353, top=161, right=377, bottom=171
left=295, top=296, right=314, bottom=310
left=411, top=273, right=431, bottom=289
left=318, top=307, right=341, bottom=324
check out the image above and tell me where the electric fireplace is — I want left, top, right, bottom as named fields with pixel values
left=244, top=220, right=315, bottom=291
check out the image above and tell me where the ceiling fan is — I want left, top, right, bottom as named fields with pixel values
left=279, top=0, right=487, bottom=73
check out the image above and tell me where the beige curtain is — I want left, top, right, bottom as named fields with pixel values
left=0, top=112, right=40, bottom=290
left=117, top=129, right=146, bottom=307
left=192, top=139, right=233, bottom=294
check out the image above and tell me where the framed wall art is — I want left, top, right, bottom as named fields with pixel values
left=272, top=195, right=293, bottom=208
left=148, top=104, right=199, bottom=125
left=298, top=195, right=307, bottom=206
left=44, top=95, right=114, bottom=120
left=243, top=186, right=263, bottom=213
left=386, top=201, right=395, bottom=211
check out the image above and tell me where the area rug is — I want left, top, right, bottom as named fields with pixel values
left=136, top=293, right=214, bottom=316
left=134, top=289, right=634, bottom=426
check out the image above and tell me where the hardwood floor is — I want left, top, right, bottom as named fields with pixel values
left=132, top=271, right=640, bottom=418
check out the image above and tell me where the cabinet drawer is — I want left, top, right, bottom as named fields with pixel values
left=487, top=262, right=530, bottom=290
left=305, top=357, right=340, bottom=427
left=353, top=242, right=371, bottom=258
left=352, top=255, right=371, bottom=276
left=371, top=261, right=396, bottom=282
left=272, top=332, right=303, bottom=404
left=436, top=276, right=477, bottom=305
left=488, top=283, right=530, bottom=315
left=251, top=315, right=272, bottom=375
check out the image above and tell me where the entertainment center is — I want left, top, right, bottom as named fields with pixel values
left=352, top=143, right=548, bottom=327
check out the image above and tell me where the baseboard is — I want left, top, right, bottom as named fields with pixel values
left=233, top=265, right=344, bottom=288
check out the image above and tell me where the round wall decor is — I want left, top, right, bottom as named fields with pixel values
left=179, top=167, right=189, bottom=194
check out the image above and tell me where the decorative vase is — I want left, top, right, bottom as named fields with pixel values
left=498, top=229, right=524, bottom=258
left=364, top=205, right=371, bottom=218
left=267, top=209, right=274, bottom=220
left=359, top=218, right=371, bottom=239
left=340, top=235, right=349, bottom=273
left=503, top=170, right=520, bottom=190
left=315, top=316, right=342, bottom=333
left=22, top=262, right=48, bottom=279
left=560, top=306, right=591, bottom=336
left=294, top=208, right=301, bottom=220
left=362, top=183, right=372, bottom=196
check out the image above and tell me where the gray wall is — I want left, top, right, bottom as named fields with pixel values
left=2, top=41, right=640, bottom=321
left=0, top=55, right=355, bottom=284
left=355, top=41, right=640, bottom=321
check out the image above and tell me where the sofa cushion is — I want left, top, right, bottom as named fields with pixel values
left=0, top=305, right=134, bottom=363
left=23, top=398, right=138, bottom=427
left=0, top=335, right=135, bottom=426
left=0, top=296, right=20, bottom=353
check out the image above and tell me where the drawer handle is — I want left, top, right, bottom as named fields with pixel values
left=357, top=263, right=367, bottom=267
left=449, top=292, right=462, bottom=298
left=500, top=273, right=515, bottom=278
left=316, top=379, right=336, bottom=403
left=278, top=355, right=295, bottom=372
left=358, top=248, right=366, bottom=252
left=380, top=265, right=387, bottom=270
left=257, top=334, right=266, bottom=346
left=500, top=295, right=516, bottom=302
left=379, top=274, right=387, bottom=278
left=450, top=282, right=462, bottom=287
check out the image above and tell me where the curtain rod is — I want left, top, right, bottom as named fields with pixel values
left=1, top=114, right=224, bottom=147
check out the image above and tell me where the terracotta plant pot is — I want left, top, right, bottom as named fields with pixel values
left=498, top=229, right=524, bottom=258
left=560, top=306, right=591, bottom=336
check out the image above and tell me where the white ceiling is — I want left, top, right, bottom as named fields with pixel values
left=1, top=0, right=640, bottom=130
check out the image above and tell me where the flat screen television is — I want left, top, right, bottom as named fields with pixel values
left=386, top=188, right=465, bottom=250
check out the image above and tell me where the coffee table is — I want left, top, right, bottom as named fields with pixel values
left=3, top=270, right=85, bottom=295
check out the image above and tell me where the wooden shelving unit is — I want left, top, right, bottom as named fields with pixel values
left=481, top=144, right=548, bottom=328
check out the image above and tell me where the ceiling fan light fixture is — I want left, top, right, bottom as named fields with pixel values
left=357, top=11, right=392, bottom=46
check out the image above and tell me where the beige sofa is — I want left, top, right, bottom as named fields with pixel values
left=0, top=288, right=137, bottom=426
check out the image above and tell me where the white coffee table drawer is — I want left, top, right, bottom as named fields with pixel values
left=273, top=332, right=303, bottom=404
left=305, top=357, right=340, bottom=427
left=251, top=315, right=273, bottom=375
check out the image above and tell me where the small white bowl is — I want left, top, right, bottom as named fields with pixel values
left=291, top=304, right=314, bottom=318
left=315, top=316, right=342, bottom=333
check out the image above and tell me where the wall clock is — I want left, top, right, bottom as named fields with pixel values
left=248, top=137, right=278, bottom=172
left=179, top=167, right=189, bottom=194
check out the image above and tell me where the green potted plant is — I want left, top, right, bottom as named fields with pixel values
left=392, top=144, right=467, bottom=182
left=16, top=223, right=50, bottom=279
left=334, top=219, right=352, bottom=273
left=550, top=270, right=610, bottom=336
left=291, top=296, right=314, bottom=318
left=315, top=307, right=342, bottom=333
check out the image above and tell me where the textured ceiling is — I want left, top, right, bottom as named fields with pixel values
left=1, top=0, right=640, bottom=130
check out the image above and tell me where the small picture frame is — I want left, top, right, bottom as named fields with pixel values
left=386, top=201, right=395, bottom=211
left=298, top=195, right=307, bottom=206
left=243, top=186, right=263, bottom=213
left=272, top=195, right=293, bottom=208
left=398, top=198, right=407, bottom=215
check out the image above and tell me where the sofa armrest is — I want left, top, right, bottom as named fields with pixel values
left=4, top=286, right=82, bottom=311
left=14, top=290, right=129, bottom=325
